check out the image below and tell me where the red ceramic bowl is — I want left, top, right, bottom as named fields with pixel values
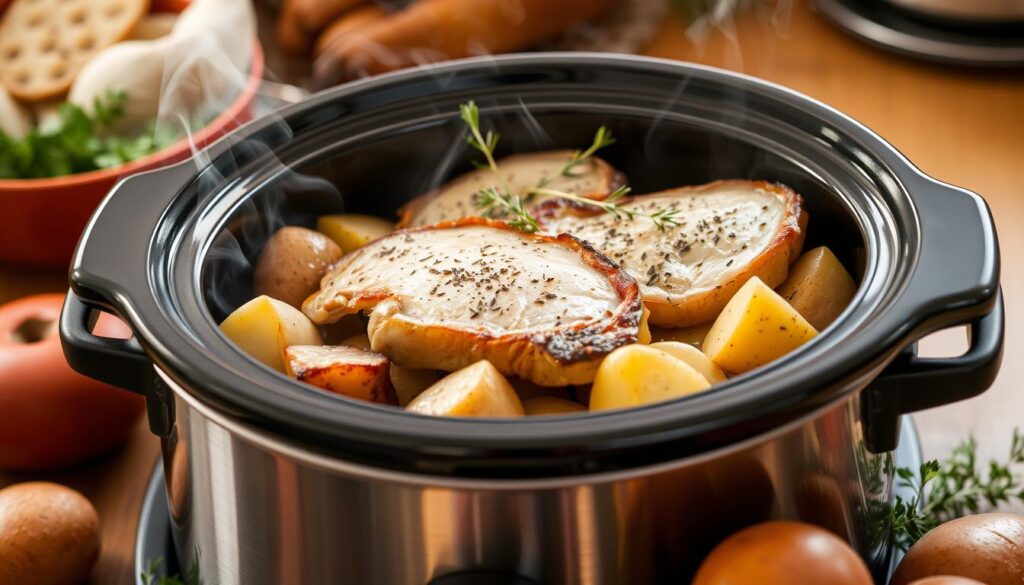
left=0, top=42, right=265, bottom=266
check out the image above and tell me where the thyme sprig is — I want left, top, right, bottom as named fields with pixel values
left=887, top=428, right=1024, bottom=551
left=458, top=102, right=681, bottom=232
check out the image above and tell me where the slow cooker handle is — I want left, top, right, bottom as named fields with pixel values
left=863, top=178, right=1002, bottom=453
left=60, top=292, right=176, bottom=437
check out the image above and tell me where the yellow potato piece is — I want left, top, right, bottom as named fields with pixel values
left=776, top=246, right=857, bottom=331
left=406, top=361, right=525, bottom=417
left=523, top=396, right=587, bottom=416
left=650, top=323, right=713, bottom=348
left=220, top=296, right=322, bottom=372
left=650, top=341, right=728, bottom=384
left=316, top=214, right=395, bottom=253
left=390, top=365, right=442, bottom=407
left=703, top=277, right=818, bottom=374
left=590, top=345, right=711, bottom=411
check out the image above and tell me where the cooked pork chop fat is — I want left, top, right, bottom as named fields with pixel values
left=538, top=181, right=807, bottom=328
left=303, top=218, right=644, bottom=386
left=398, top=151, right=623, bottom=228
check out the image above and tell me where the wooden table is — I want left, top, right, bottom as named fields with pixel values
left=1, top=2, right=1022, bottom=583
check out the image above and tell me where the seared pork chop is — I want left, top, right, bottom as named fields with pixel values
left=398, top=151, right=623, bottom=228
left=303, top=218, right=644, bottom=386
left=537, top=181, right=806, bottom=328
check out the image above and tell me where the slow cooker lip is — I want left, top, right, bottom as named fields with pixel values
left=82, top=53, right=994, bottom=478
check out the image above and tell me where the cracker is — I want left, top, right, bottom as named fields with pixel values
left=0, top=0, right=149, bottom=101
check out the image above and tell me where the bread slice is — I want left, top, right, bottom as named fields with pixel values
left=397, top=151, right=623, bottom=228
left=303, top=217, right=644, bottom=386
left=537, top=181, right=807, bottom=328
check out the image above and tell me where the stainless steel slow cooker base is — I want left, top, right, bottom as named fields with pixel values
left=158, top=369, right=897, bottom=584
left=135, top=418, right=924, bottom=584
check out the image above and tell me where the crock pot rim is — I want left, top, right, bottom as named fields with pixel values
left=68, top=53, right=999, bottom=478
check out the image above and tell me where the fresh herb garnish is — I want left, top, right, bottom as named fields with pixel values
left=0, top=91, right=179, bottom=180
left=887, top=429, right=1024, bottom=551
left=458, top=101, right=681, bottom=232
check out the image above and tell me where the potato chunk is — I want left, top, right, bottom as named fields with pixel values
left=590, top=345, right=711, bottom=411
left=390, top=365, right=442, bottom=407
left=285, top=345, right=397, bottom=404
left=776, top=246, right=857, bottom=330
left=703, top=277, right=818, bottom=374
left=650, top=341, right=727, bottom=384
left=220, top=296, right=322, bottom=372
left=523, top=396, right=587, bottom=416
left=254, top=227, right=342, bottom=309
left=316, top=214, right=394, bottom=253
left=406, top=361, right=525, bottom=417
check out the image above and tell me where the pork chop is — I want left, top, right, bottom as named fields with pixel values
left=398, top=151, right=623, bottom=228
left=537, top=181, right=807, bottom=328
left=303, top=218, right=644, bottom=386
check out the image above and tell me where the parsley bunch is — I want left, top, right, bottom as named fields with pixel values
left=0, top=92, right=178, bottom=180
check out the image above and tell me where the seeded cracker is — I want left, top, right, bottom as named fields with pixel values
left=0, top=0, right=149, bottom=101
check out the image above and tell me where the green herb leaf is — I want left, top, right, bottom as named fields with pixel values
left=0, top=91, right=181, bottom=179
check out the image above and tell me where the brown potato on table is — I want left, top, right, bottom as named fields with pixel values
left=285, top=345, right=398, bottom=405
left=892, top=513, right=1024, bottom=585
left=776, top=246, right=857, bottom=331
left=254, top=226, right=342, bottom=309
left=313, top=0, right=615, bottom=85
left=0, top=482, right=101, bottom=585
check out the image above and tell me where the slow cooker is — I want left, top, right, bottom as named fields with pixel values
left=59, top=54, right=1002, bottom=584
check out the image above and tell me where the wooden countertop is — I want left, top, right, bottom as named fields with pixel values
left=0, top=2, right=1022, bottom=583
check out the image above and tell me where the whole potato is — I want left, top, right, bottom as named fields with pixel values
left=0, top=482, right=101, bottom=585
left=254, top=227, right=342, bottom=308
left=693, top=521, right=872, bottom=585
left=892, top=513, right=1024, bottom=585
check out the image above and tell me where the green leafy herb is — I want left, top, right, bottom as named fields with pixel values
left=0, top=91, right=179, bottom=180
left=140, top=556, right=203, bottom=585
left=459, top=101, right=681, bottom=232
left=888, top=429, right=1024, bottom=551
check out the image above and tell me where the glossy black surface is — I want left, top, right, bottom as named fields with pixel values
left=816, top=0, right=1024, bottom=66
left=66, top=54, right=1000, bottom=477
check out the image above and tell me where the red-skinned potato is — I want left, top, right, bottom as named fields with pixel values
left=253, top=227, right=343, bottom=309
left=0, top=294, right=144, bottom=471
left=285, top=345, right=398, bottom=405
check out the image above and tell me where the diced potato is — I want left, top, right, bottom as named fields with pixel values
left=650, top=341, right=728, bottom=384
left=406, top=361, right=525, bottom=417
left=702, top=277, right=818, bottom=374
left=285, top=345, right=397, bottom=404
left=650, top=323, right=713, bottom=348
left=590, top=345, right=711, bottom=411
left=341, top=333, right=371, bottom=350
left=776, top=246, right=857, bottom=331
left=390, top=365, right=442, bottom=407
left=523, top=396, right=587, bottom=416
left=316, top=214, right=395, bottom=253
left=220, top=296, right=322, bottom=372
